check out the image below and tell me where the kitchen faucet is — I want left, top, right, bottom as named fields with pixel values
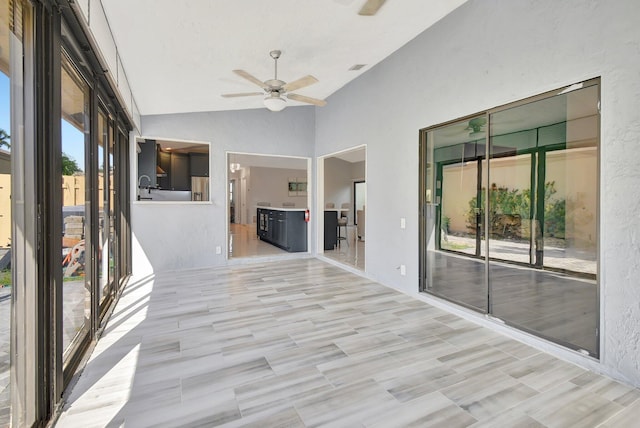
left=137, top=175, right=153, bottom=201
left=138, top=174, right=151, bottom=188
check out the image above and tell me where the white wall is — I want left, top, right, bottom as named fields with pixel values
left=134, top=106, right=315, bottom=273
left=324, top=157, right=352, bottom=215
left=246, top=166, right=308, bottom=222
left=314, top=0, right=640, bottom=386
left=324, top=158, right=366, bottom=225
left=351, top=161, right=365, bottom=181
left=73, top=0, right=141, bottom=130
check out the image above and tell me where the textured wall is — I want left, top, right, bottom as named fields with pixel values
left=135, top=107, right=315, bottom=273
left=314, top=0, right=640, bottom=386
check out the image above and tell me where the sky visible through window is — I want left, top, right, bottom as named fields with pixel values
left=0, top=71, right=86, bottom=171
left=0, top=73, right=9, bottom=143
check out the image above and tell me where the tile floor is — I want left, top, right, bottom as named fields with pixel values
left=55, top=259, right=640, bottom=427
left=228, top=223, right=289, bottom=259
left=323, top=225, right=365, bottom=271
left=228, top=222, right=365, bottom=273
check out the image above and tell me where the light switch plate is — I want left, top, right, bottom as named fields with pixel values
left=400, top=218, right=406, bottom=229
left=216, top=246, right=222, bottom=254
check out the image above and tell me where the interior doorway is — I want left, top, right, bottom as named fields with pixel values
left=319, top=146, right=366, bottom=271
left=227, top=152, right=311, bottom=259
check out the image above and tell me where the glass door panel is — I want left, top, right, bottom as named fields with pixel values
left=97, top=112, right=108, bottom=303
left=61, top=58, right=91, bottom=359
left=108, top=130, right=116, bottom=287
left=423, top=116, right=488, bottom=312
left=0, top=17, right=11, bottom=428
left=488, top=84, right=599, bottom=355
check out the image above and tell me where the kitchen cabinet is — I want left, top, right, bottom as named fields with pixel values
left=171, top=152, right=190, bottom=190
left=324, top=210, right=338, bottom=250
left=257, top=208, right=307, bottom=252
left=190, top=153, right=209, bottom=177
left=157, top=149, right=171, bottom=189
left=137, top=139, right=157, bottom=188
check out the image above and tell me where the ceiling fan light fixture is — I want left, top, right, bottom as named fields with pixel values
left=264, top=95, right=286, bottom=112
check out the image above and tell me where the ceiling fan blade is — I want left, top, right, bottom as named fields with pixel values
left=358, top=0, right=386, bottom=16
left=287, top=93, right=327, bottom=107
left=232, top=70, right=268, bottom=89
left=221, top=92, right=264, bottom=98
left=282, top=75, right=318, bottom=93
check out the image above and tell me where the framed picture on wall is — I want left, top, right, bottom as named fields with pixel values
left=288, top=178, right=307, bottom=196
left=288, top=180, right=297, bottom=196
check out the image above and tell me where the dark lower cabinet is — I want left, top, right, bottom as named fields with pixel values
left=257, top=208, right=307, bottom=252
left=324, top=210, right=338, bottom=250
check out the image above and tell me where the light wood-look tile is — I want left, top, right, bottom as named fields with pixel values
left=55, top=259, right=639, bottom=427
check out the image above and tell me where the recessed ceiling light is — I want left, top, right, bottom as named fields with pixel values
left=349, top=64, right=367, bottom=71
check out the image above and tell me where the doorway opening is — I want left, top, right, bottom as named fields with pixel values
left=319, top=146, right=366, bottom=271
left=227, top=152, right=311, bottom=259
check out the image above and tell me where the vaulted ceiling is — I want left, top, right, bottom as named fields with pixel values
left=101, top=0, right=467, bottom=115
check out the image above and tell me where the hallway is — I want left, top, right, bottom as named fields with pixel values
left=55, top=259, right=639, bottom=427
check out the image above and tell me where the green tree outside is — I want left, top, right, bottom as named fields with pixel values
left=0, top=128, right=10, bottom=149
left=62, top=153, right=82, bottom=175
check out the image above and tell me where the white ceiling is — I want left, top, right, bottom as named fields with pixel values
left=101, top=0, right=467, bottom=115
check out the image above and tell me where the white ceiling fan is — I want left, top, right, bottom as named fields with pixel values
left=222, top=50, right=327, bottom=112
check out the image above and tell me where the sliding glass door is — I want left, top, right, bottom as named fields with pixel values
left=60, top=55, right=91, bottom=362
left=423, top=115, right=488, bottom=312
left=420, top=79, right=599, bottom=356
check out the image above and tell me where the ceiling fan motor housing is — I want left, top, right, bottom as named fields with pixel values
left=265, top=79, right=285, bottom=90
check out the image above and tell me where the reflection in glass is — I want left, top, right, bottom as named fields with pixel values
left=109, top=132, right=116, bottom=286
left=61, top=59, right=91, bottom=358
left=0, top=0, right=14, bottom=422
left=487, top=153, right=533, bottom=265
left=422, top=81, right=599, bottom=356
left=489, top=84, right=599, bottom=355
left=544, top=147, right=597, bottom=274
left=98, top=112, right=108, bottom=303
left=424, top=116, right=488, bottom=312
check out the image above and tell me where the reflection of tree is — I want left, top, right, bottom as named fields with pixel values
left=62, top=152, right=82, bottom=175
left=0, top=128, right=10, bottom=149
left=465, top=182, right=566, bottom=239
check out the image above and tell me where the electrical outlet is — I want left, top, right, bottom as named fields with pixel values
left=400, top=217, right=406, bottom=229
left=400, top=264, right=406, bottom=276
left=215, top=246, right=222, bottom=254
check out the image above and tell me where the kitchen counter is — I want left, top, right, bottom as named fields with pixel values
left=257, top=207, right=307, bottom=252
left=138, top=188, right=192, bottom=201
left=255, top=206, right=307, bottom=212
